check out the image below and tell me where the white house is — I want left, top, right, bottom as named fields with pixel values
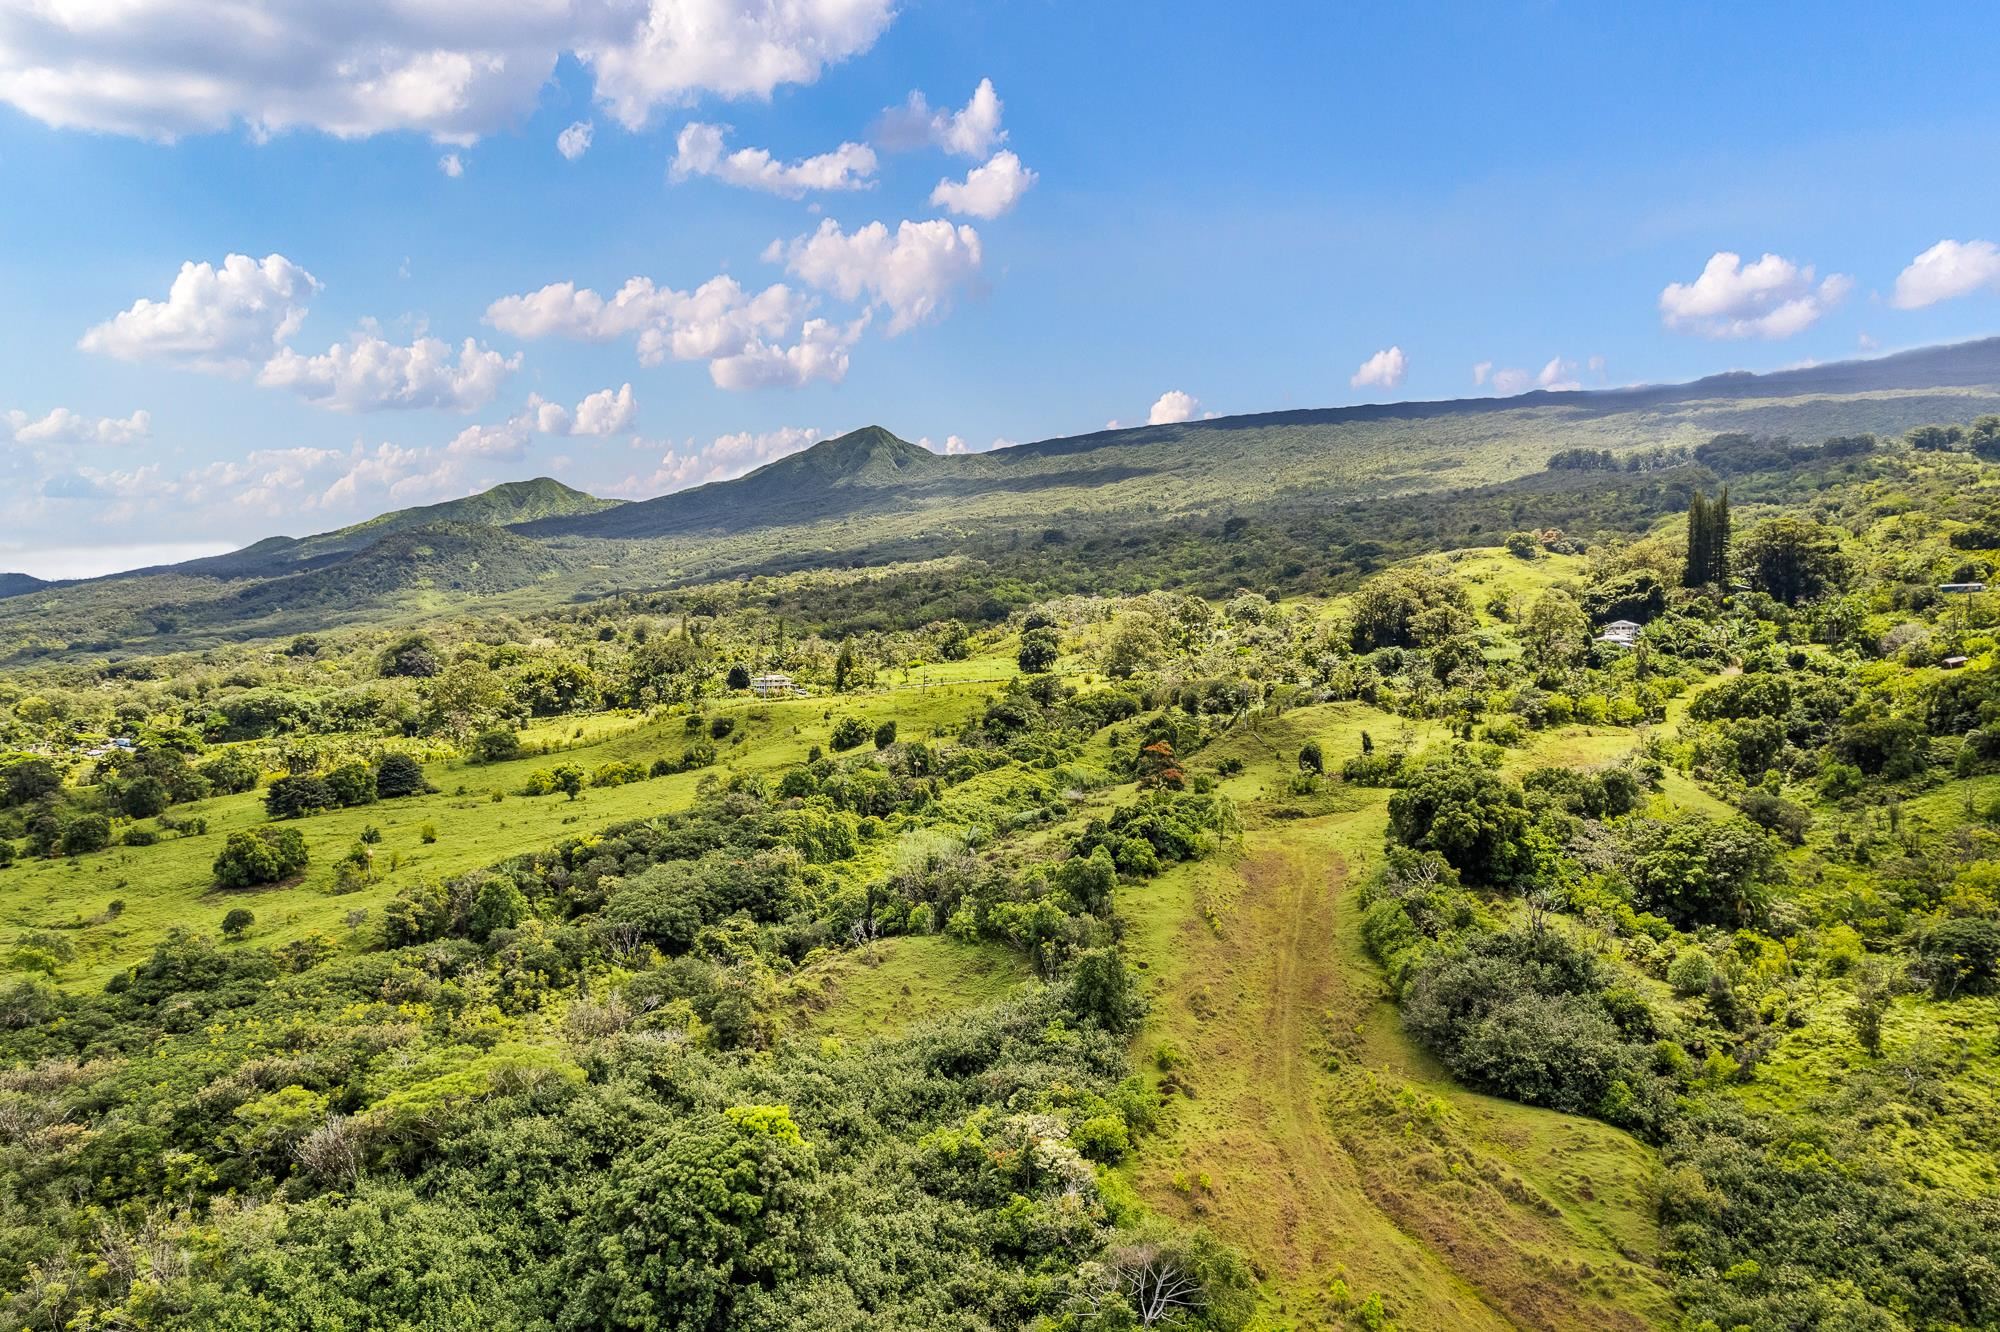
left=750, top=672, right=795, bottom=698
left=1596, top=619, right=1642, bottom=648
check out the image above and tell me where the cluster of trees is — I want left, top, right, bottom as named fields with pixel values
left=1682, top=488, right=1730, bottom=588
left=0, top=636, right=1262, bottom=1329
left=265, top=752, right=431, bottom=818
left=213, top=825, right=310, bottom=888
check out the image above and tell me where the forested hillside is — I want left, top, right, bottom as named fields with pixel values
left=6, top=401, right=2000, bottom=1328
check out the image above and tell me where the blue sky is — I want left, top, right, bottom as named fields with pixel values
left=5, top=2, right=2000, bottom=576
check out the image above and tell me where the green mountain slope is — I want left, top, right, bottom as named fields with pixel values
left=0, top=573, right=47, bottom=601
left=4, top=338, right=2000, bottom=658
left=158, top=477, right=620, bottom=580
left=222, top=522, right=568, bottom=618
left=526, top=426, right=944, bottom=538
left=536, top=339, right=2000, bottom=547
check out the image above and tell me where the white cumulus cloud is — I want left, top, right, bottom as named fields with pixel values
left=875, top=77, right=1005, bottom=157
left=485, top=274, right=841, bottom=389
left=446, top=384, right=635, bottom=459
left=929, top=150, right=1035, bottom=219
left=557, top=120, right=594, bottom=160
left=1148, top=390, right=1200, bottom=425
left=580, top=0, right=895, bottom=131
left=0, top=0, right=894, bottom=143
left=79, top=253, right=319, bottom=373
left=776, top=218, right=983, bottom=334
left=1350, top=346, right=1407, bottom=391
left=671, top=121, right=876, bottom=197
left=568, top=382, right=637, bottom=435
left=1891, top=239, right=2000, bottom=310
left=258, top=334, right=519, bottom=412
left=1481, top=353, right=1600, bottom=395
left=1659, top=251, right=1851, bottom=339
left=5, top=407, right=152, bottom=446
left=709, top=316, right=867, bottom=390
left=438, top=152, right=464, bottom=177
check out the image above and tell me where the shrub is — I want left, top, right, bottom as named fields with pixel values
left=1342, top=752, right=1403, bottom=786
left=375, top=752, right=432, bottom=798
left=1017, top=627, right=1061, bottom=673
left=276, top=933, right=340, bottom=973
left=709, top=716, right=737, bottom=740
left=1911, top=917, right=2000, bottom=998
left=1740, top=789, right=1810, bottom=844
left=197, top=752, right=261, bottom=795
left=214, top=826, right=309, bottom=888
left=323, top=761, right=378, bottom=807
left=1298, top=740, right=1324, bottom=775
left=266, top=774, right=339, bottom=819
left=1618, top=812, right=1775, bottom=929
left=829, top=717, right=870, bottom=751
left=1387, top=753, right=1533, bottom=884
left=1070, top=1113, right=1131, bottom=1162
left=471, top=727, right=522, bottom=763
left=221, top=907, right=255, bottom=939
left=1666, top=948, right=1715, bottom=995
left=1402, top=929, right=1640, bottom=1119
left=117, top=775, right=170, bottom=819
left=874, top=719, right=898, bottom=750
left=59, top=815, right=113, bottom=857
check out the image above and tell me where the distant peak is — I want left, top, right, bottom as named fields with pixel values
left=763, top=427, right=939, bottom=482
left=486, top=476, right=587, bottom=497
left=818, top=425, right=920, bottom=454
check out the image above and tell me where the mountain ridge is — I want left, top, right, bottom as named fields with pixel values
left=5, top=335, right=2000, bottom=655
left=533, top=337, right=2000, bottom=542
left=0, top=573, right=47, bottom=601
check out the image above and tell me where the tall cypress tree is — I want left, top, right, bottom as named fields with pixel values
left=1683, top=489, right=1732, bottom=588
left=1684, top=492, right=1711, bottom=588
left=1709, top=487, right=1731, bottom=586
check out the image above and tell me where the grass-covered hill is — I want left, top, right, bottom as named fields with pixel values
left=147, top=476, right=620, bottom=581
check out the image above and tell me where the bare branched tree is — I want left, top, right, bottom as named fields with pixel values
left=1106, top=1239, right=1205, bottom=1327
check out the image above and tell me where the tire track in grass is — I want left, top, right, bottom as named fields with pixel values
left=1125, top=813, right=1671, bottom=1330
left=1127, top=829, right=1522, bottom=1329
